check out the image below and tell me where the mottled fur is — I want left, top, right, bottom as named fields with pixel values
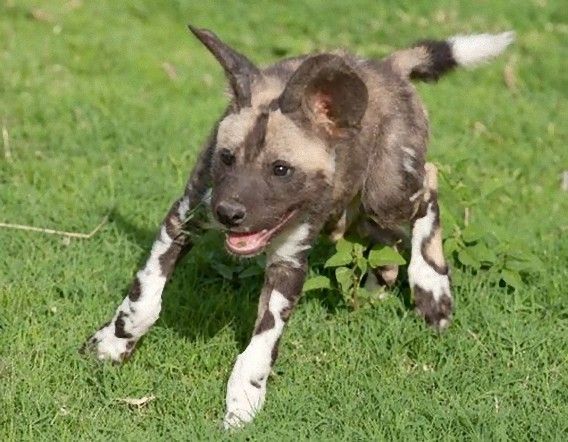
left=84, top=26, right=514, bottom=429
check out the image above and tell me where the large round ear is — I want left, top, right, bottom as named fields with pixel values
left=279, top=54, right=368, bottom=138
left=188, top=25, right=259, bottom=109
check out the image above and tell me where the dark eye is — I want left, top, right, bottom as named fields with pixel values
left=273, top=161, right=293, bottom=177
left=220, top=149, right=235, bottom=166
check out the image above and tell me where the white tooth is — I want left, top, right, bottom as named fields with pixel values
left=262, top=229, right=268, bottom=234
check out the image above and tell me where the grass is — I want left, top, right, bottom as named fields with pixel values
left=1, top=0, right=567, bottom=440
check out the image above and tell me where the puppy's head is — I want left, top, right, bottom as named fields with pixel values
left=190, top=26, right=368, bottom=256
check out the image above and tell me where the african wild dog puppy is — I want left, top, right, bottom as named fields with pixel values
left=83, top=27, right=514, bottom=427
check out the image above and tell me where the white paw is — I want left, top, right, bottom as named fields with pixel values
left=223, top=354, right=267, bottom=429
left=223, top=382, right=265, bottom=429
left=85, top=323, right=132, bottom=362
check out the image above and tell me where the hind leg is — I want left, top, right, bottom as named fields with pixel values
left=408, top=163, right=453, bottom=329
left=356, top=219, right=407, bottom=289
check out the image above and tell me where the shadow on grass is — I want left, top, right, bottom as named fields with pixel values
left=110, top=210, right=413, bottom=350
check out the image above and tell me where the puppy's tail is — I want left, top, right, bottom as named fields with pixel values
left=390, top=31, right=515, bottom=81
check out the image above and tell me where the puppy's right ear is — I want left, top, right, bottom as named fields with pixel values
left=279, top=54, right=368, bottom=138
left=188, top=25, right=259, bottom=110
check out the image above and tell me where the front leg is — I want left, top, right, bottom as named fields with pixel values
left=223, top=224, right=312, bottom=429
left=82, top=143, right=213, bottom=362
left=82, top=195, right=201, bottom=362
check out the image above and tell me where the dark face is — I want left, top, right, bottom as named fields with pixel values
left=211, top=108, right=335, bottom=257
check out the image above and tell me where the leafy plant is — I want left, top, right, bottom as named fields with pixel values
left=437, top=164, right=544, bottom=289
left=443, top=220, right=544, bottom=289
left=303, top=237, right=406, bottom=309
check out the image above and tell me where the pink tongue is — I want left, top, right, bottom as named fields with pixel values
left=226, top=231, right=269, bottom=254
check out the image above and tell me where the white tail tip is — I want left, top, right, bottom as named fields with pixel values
left=449, top=31, right=515, bottom=67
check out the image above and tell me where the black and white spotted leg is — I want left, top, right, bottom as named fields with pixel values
left=83, top=196, right=200, bottom=362
left=83, top=142, right=213, bottom=362
left=223, top=223, right=313, bottom=429
left=408, top=163, right=453, bottom=329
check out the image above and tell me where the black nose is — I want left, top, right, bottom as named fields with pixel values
left=215, top=200, right=246, bottom=227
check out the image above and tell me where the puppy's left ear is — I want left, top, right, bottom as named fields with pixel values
left=279, top=54, right=368, bottom=138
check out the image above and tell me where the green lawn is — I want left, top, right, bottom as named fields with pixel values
left=1, top=0, right=567, bottom=440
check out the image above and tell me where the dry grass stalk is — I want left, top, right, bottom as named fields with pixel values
left=0, top=213, right=110, bottom=239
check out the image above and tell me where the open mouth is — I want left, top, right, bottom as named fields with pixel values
left=225, top=210, right=297, bottom=257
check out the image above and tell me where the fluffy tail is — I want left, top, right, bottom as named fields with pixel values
left=391, top=31, right=515, bottom=81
